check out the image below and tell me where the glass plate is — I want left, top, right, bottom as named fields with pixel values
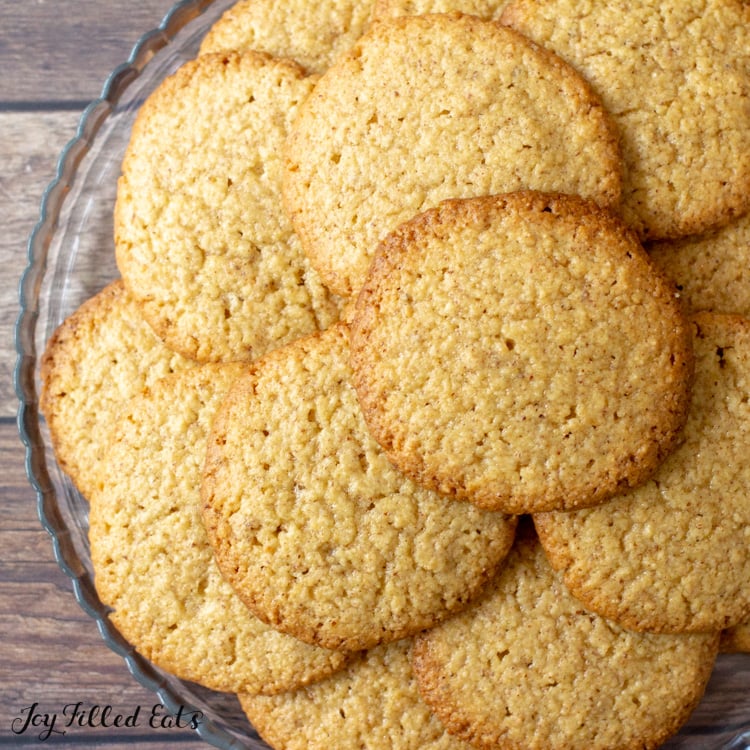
left=13, top=1, right=750, bottom=748
left=15, top=1, right=267, bottom=748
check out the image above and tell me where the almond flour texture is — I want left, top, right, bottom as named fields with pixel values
left=350, top=193, right=692, bottom=514
left=284, top=13, right=622, bottom=296
left=502, top=0, right=750, bottom=240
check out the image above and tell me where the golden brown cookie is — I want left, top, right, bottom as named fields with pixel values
left=201, top=323, right=517, bottom=651
left=39, top=280, right=194, bottom=500
left=115, top=50, right=341, bottom=363
left=283, top=13, right=622, bottom=297
left=199, top=0, right=376, bottom=74
left=350, top=192, right=693, bottom=514
left=89, top=364, right=349, bottom=695
left=534, top=312, right=750, bottom=634
left=239, top=639, right=475, bottom=750
left=648, top=211, right=750, bottom=317
left=501, top=0, right=750, bottom=241
left=413, top=529, right=720, bottom=750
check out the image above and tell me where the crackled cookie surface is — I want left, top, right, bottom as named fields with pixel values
left=284, top=13, right=622, bottom=296
left=89, top=364, right=349, bottom=695
left=373, top=0, right=509, bottom=20
left=39, top=280, right=194, bottom=499
left=240, top=639, right=475, bottom=750
left=199, top=0, right=376, bottom=74
left=350, top=193, right=693, bottom=514
left=649, top=211, right=750, bottom=317
left=201, top=323, right=517, bottom=651
left=413, top=530, right=719, bottom=750
left=501, top=0, right=750, bottom=240
left=535, top=312, right=750, bottom=633
left=115, top=51, right=341, bottom=363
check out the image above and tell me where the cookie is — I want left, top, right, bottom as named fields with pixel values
left=720, top=619, right=750, bottom=654
left=240, top=639, right=474, bottom=750
left=349, top=192, right=693, bottom=514
left=114, top=50, right=341, bottom=363
left=201, top=323, right=517, bottom=651
left=283, top=12, right=622, bottom=297
left=373, top=0, right=508, bottom=21
left=501, top=0, right=750, bottom=241
left=534, top=312, right=750, bottom=633
left=413, top=529, right=720, bottom=750
left=199, top=0, right=376, bottom=75
left=89, top=364, right=349, bottom=695
left=648, top=211, right=750, bottom=317
left=39, top=280, right=194, bottom=500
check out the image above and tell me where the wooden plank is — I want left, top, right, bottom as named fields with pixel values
left=0, top=0, right=179, bottom=104
left=1, top=607, right=204, bottom=745
left=1, top=110, right=81, bottom=420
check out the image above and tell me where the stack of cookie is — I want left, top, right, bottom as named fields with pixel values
left=39, top=1, right=750, bottom=748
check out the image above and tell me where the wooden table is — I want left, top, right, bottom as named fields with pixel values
left=1, top=2, right=217, bottom=745
left=3, top=2, right=750, bottom=749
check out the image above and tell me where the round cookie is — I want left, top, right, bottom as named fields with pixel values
left=373, top=0, right=509, bottom=21
left=534, top=312, right=750, bottom=634
left=239, top=639, right=475, bottom=750
left=501, top=0, right=750, bottom=241
left=199, top=0, right=376, bottom=75
left=114, top=50, right=341, bottom=363
left=349, top=192, right=693, bottom=514
left=201, top=323, right=517, bottom=651
left=413, top=529, right=720, bottom=750
left=648, top=211, right=750, bottom=317
left=283, top=12, right=622, bottom=297
left=39, top=280, right=194, bottom=500
left=89, top=364, right=349, bottom=695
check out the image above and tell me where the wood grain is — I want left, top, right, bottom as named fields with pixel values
left=0, top=0, right=178, bottom=104
left=1, top=111, right=79, bottom=420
